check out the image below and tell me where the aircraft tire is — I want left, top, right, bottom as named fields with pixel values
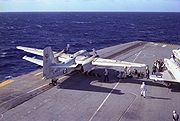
left=164, top=82, right=172, bottom=87
left=63, top=69, right=67, bottom=74
left=51, top=79, right=58, bottom=86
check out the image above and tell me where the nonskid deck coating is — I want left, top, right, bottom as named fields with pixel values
left=0, top=41, right=180, bottom=121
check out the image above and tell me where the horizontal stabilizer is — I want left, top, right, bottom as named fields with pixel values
left=23, top=56, right=43, bottom=66
left=17, top=46, right=56, bottom=56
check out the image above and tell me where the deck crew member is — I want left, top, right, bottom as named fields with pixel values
left=145, top=66, right=150, bottom=79
left=152, top=62, right=157, bottom=74
left=140, top=82, right=147, bottom=98
left=134, top=69, right=138, bottom=75
left=104, top=69, right=109, bottom=82
left=173, top=110, right=179, bottom=121
left=172, top=54, right=176, bottom=60
left=156, top=60, right=160, bottom=72
left=124, top=66, right=128, bottom=78
left=159, top=59, right=164, bottom=72
left=127, top=69, right=133, bottom=78
left=117, top=71, right=121, bottom=79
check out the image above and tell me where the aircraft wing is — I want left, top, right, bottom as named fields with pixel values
left=92, top=58, right=146, bottom=68
left=17, top=46, right=56, bottom=56
left=23, top=56, right=43, bottom=66
left=150, top=75, right=178, bottom=83
left=149, top=70, right=180, bottom=83
left=22, top=56, right=78, bottom=68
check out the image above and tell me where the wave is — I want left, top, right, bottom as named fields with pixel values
left=71, top=21, right=92, bottom=24
left=0, top=52, right=7, bottom=58
left=36, top=24, right=43, bottom=28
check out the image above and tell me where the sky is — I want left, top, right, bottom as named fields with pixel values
left=0, top=0, right=180, bottom=12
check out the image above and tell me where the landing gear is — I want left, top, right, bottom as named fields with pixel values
left=80, top=66, right=84, bottom=73
left=49, top=79, right=58, bottom=86
left=63, top=68, right=67, bottom=74
left=164, top=82, right=172, bottom=87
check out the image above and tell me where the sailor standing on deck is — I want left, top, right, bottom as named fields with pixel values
left=172, top=54, right=176, bottom=60
left=152, top=61, right=157, bottom=74
left=173, top=110, right=179, bottom=121
left=104, top=69, right=109, bottom=82
left=145, top=66, right=150, bottom=79
left=140, top=82, right=147, bottom=98
left=124, top=66, right=128, bottom=78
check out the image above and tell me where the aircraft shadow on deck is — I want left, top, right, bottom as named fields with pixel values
left=120, top=78, right=166, bottom=87
left=169, top=84, right=180, bottom=92
left=55, top=68, right=125, bottom=95
left=120, top=78, right=180, bottom=92
left=56, top=68, right=180, bottom=94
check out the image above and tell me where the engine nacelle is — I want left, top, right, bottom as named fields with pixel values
left=76, top=62, right=94, bottom=73
left=83, top=62, right=94, bottom=72
left=75, top=54, right=97, bottom=73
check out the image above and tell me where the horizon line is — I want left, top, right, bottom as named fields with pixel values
left=0, top=11, right=180, bottom=13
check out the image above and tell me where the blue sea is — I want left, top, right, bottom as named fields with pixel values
left=0, top=12, right=180, bottom=82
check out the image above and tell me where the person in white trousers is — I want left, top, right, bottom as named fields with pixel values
left=173, top=110, right=179, bottom=121
left=140, top=82, right=147, bottom=98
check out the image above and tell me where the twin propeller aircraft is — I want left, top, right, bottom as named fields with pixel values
left=17, top=45, right=146, bottom=86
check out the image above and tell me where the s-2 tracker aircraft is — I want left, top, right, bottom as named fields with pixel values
left=17, top=45, right=146, bottom=86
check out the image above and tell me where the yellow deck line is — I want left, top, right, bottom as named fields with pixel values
left=157, top=42, right=180, bottom=46
left=34, top=72, right=42, bottom=76
left=0, top=80, right=14, bottom=88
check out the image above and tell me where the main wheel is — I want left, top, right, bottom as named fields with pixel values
left=164, top=82, right=171, bottom=87
left=63, top=69, right=67, bottom=74
left=51, top=79, right=58, bottom=86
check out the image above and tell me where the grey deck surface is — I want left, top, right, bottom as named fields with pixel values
left=0, top=41, right=180, bottom=121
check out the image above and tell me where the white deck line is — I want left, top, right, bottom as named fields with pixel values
left=88, top=82, right=120, bottom=121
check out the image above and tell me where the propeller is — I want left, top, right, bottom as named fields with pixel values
left=64, top=44, right=70, bottom=53
left=92, top=48, right=99, bottom=57
left=55, top=44, right=70, bottom=58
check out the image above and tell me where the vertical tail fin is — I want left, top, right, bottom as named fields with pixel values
left=43, top=47, right=56, bottom=79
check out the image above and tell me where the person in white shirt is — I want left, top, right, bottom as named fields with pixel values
left=140, top=82, right=147, bottom=98
left=173, top=110, right=179, bottom=121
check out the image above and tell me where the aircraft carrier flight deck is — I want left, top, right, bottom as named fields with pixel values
left=0, top=41, right=180, bottom=121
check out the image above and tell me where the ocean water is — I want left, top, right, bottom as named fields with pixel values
left=0, top=12, right=180, bottom=82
